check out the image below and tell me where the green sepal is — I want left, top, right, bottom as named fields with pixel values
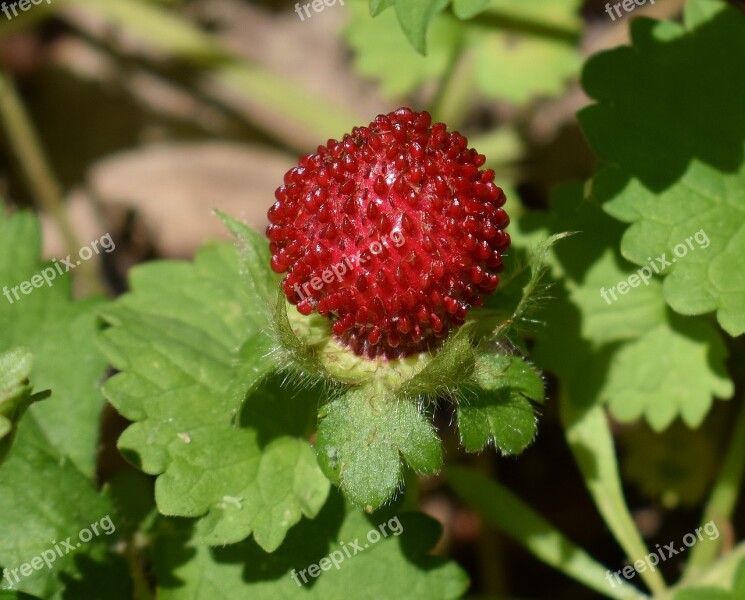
left=457, top=353, right=544, bottom=454
left=0, top=347, right=49, bottom=465
left=316, top=385, right=442, bottom=510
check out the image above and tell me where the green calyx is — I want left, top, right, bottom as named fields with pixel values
left=277, top=290, right=464, bottom=390
left=220, top=213, right=561, bottom=511
left=271, top=288, right=545, bottom=510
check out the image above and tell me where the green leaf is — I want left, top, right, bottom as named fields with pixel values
left=600, top=314, right=733, bottom=431
left=0, top=208, right=129, bottom=597
left=525, top=183, right=733, bottom=430
left=574, top=247, right=666, bottom=346
left=316, top=386, right=442, bottom=510
left=579, top=3, right=745, bottom=335
left=540, top=184, right=667, bottom=345
left=479, top=0, right=582, bottom=30
left=471, top=28, right=580, bottom=105
left=369, top=0, right=395, bottom=16
left=100, top=242, right=330, bottom=551
left=225, top=333, right=278, bottom=415
left=347, top=0, right=582, bottom=103
left=735, top=557, right=745, bottom=596
left=155, top=491, right=469, bottom=599
left=474, top=230, right=573, bottom=342
left=347, top=1, right=462, bottom=99
left=394, top=0, right=451, bottom=54
left=0, top=420, right=128, bottom=599
left=684, top=0, right=726, bottom=28
left=452, top=0, right=489, bottom=20
left=458, top=354, right=543, bottom=454
left=469, top=0, right=583, bottom=104
left=677, top=553, right=745, bottom=599
left=0, top=347, right=32, bottom=395
left=0, top=209, right=108, bottom=476
left=107, top=470, right=157, bottom=539
left=215, top=210, right=277, bottom=310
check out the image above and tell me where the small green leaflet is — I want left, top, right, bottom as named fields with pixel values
left=458, top=354, right=544, bottom=454
left=316, top=386, right=442, bottom=510
left=367, top=0, right=450, bottom=54
left=354, top=0, right=581, bottom=103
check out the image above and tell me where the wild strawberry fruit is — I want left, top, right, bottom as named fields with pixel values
left=267, top=107, right=510, bottom=359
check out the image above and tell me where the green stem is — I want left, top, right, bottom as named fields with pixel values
left=429, top=33, right=473, bottom=129
left=447, top=466, right=648, bottom=600
left=470, top=7, right=579, bottom=43
left=684, top=398, right=745, bottom=578
left=0, top=70, right=76, bottom=248
left=561, top=401, right=668, bottom=596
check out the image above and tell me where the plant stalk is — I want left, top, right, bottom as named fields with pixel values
left=684, top=398, right=745, bottom=578
left=0, top=68, right=103, bottom=294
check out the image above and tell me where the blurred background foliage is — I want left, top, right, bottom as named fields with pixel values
left=0, top=0, right=743, bottom=598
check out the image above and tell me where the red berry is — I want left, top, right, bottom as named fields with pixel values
left=267, top=107, right=510, bottom=359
